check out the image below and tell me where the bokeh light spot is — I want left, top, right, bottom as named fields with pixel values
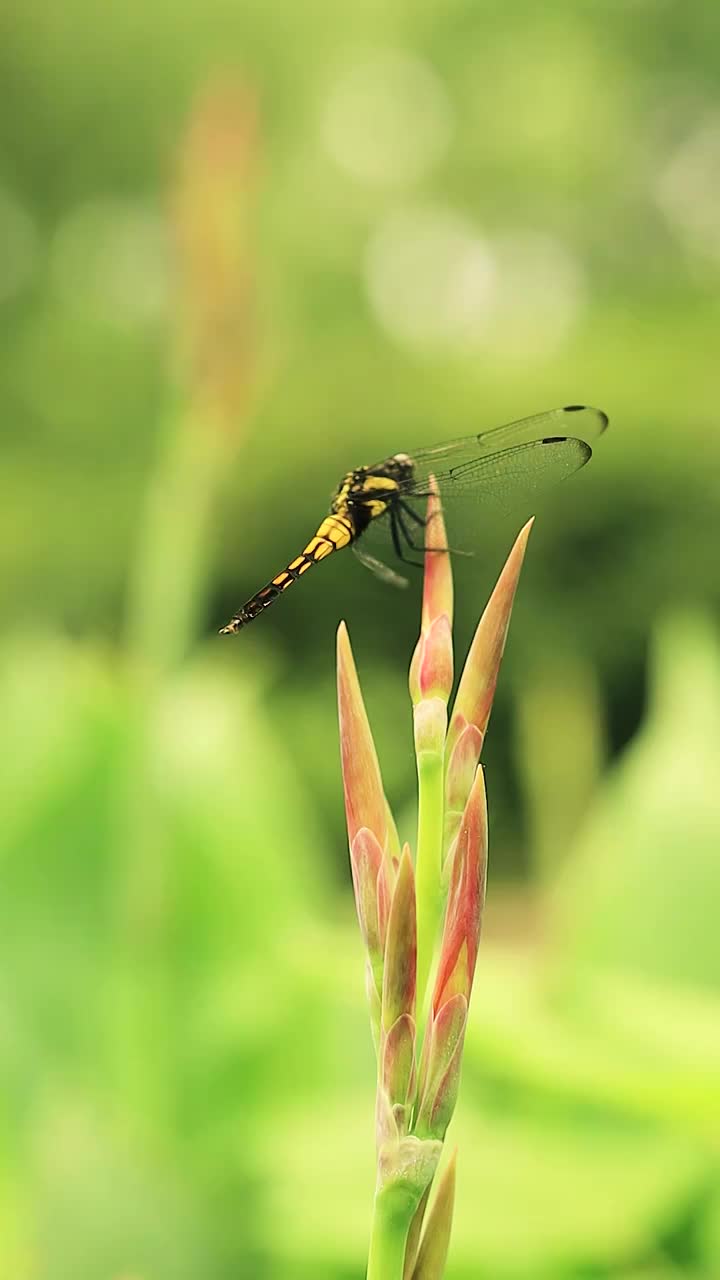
left=322, top=49, right=454, bottom=186
left=365, top=209, right=584, bottom=356
left=656, top=118, right=720, bottom=263
left=50, top=199, right=170, bottom=324
left=365, top=206, right=497, bottom=346
left=483, top=230, right=586, bottom=358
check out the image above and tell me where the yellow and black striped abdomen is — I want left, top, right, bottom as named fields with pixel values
left=219, top=514, right=354, bottom=634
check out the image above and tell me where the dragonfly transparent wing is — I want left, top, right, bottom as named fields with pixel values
left=402, top=437, right=592, bottom=517
left=353, top=539, right=409, bottom=588
left=356, top=403, right=608, bottom=574
left=398, top=404, right=607, bottom=494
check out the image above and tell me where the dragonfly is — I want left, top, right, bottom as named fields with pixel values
left=219, top=403, right=608, bottom=633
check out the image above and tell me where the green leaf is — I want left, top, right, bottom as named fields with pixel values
left=412, top=1149, right=457, bottom=1279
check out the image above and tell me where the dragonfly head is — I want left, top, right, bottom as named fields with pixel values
left=385, top=452, right=414, bottom=481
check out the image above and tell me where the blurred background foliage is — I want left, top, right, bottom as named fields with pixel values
left=1, top=0, right=719, bottom=1276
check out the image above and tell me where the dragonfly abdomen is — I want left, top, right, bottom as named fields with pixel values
left=219, top=514, right=354, bottom=633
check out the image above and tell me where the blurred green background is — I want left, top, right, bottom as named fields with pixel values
left=1, top=1, right=719, bottom=1276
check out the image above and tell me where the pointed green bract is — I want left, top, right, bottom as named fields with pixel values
left=444, top=719, right=483, bottom=859
left=433, top=766, right=487, bottom=1016
left=403, top=1184, right=432, bottom=1280
left=446, top=518, right=533, bottom=765
left=420, top=487, right=453, bottom=633
left=337, top=620, right=388, bottom=850
left=385, top=796, right=403, bottom=863
left=411, top=1151, right=458, bottom=1280
left=409, top=481, right=454, bottom=707
left=414, top=993, right=468, bottom=1141
left=366, top=958, right=382, bottom=1055
left=383, top=1014, right=416, bottom=1104
left=382, top=1013, right=417, bottom=1118
left=410, top=614, right=454, bottom=705
left=414, top=700, right=446, bottom=1016
left=350, top=828, right=384, bottom=952
left=383, top=849, right=417, bottom=1033
left=350, top=826, right=391, bottom=998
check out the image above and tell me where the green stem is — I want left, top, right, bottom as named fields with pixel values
left=113, top=406, right=233, bottom=1116
left=415, top=746, right=445, bottom=1019
left=367, top=1187, right=414, bottom=1280
left=126, top=408, right=231, bottom=675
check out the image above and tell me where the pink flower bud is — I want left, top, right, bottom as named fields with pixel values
left=409, top=482, right=454, bottom=706
left=382, top=1012, right=417, bottom=1114
left=444, top=720, right=484, bottom=857
left=433, top=766, right=487, bottom=1016
left=420, top=487, right=453, bottom=633
left=414, top=992, right=468, bottom=1140
left=410, top=614, right=454, bottom=705
left=350, top=828, right=391, bottom=984
left=382, top=848, right=417, bottom=1033
left=337, top=621, right=387, bottom=850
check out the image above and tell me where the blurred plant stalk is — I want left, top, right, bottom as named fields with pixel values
left=114, top=82, right=258, bottom=1112
left=127, top=79, right=258, bottom=672
left=337, top=497, right=532, bottom=1279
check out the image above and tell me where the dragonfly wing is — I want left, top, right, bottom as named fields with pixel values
left=354, top=405, right=607, bottom=580
left=402, top=404, right=607, bottom=488
left=403, top=436, right=593, bottom=513
left=353, top=539, right=409, bottom=588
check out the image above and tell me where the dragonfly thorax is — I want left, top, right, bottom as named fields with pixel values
left=377, top=453, right=415, bottom=483
left=329, top=455, right=415, bottom=537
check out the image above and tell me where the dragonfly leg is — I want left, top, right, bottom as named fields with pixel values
left=397, top=501, right=473, bottom=558
left=389, top=507, right=424, bottom=568
left=397, top=503, right=472, bottom=559
left=397, top=499, right=427, bottom=527
left=399, top=500, right=470, bottom=547
left=395, top=505, right=434, bottom=555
